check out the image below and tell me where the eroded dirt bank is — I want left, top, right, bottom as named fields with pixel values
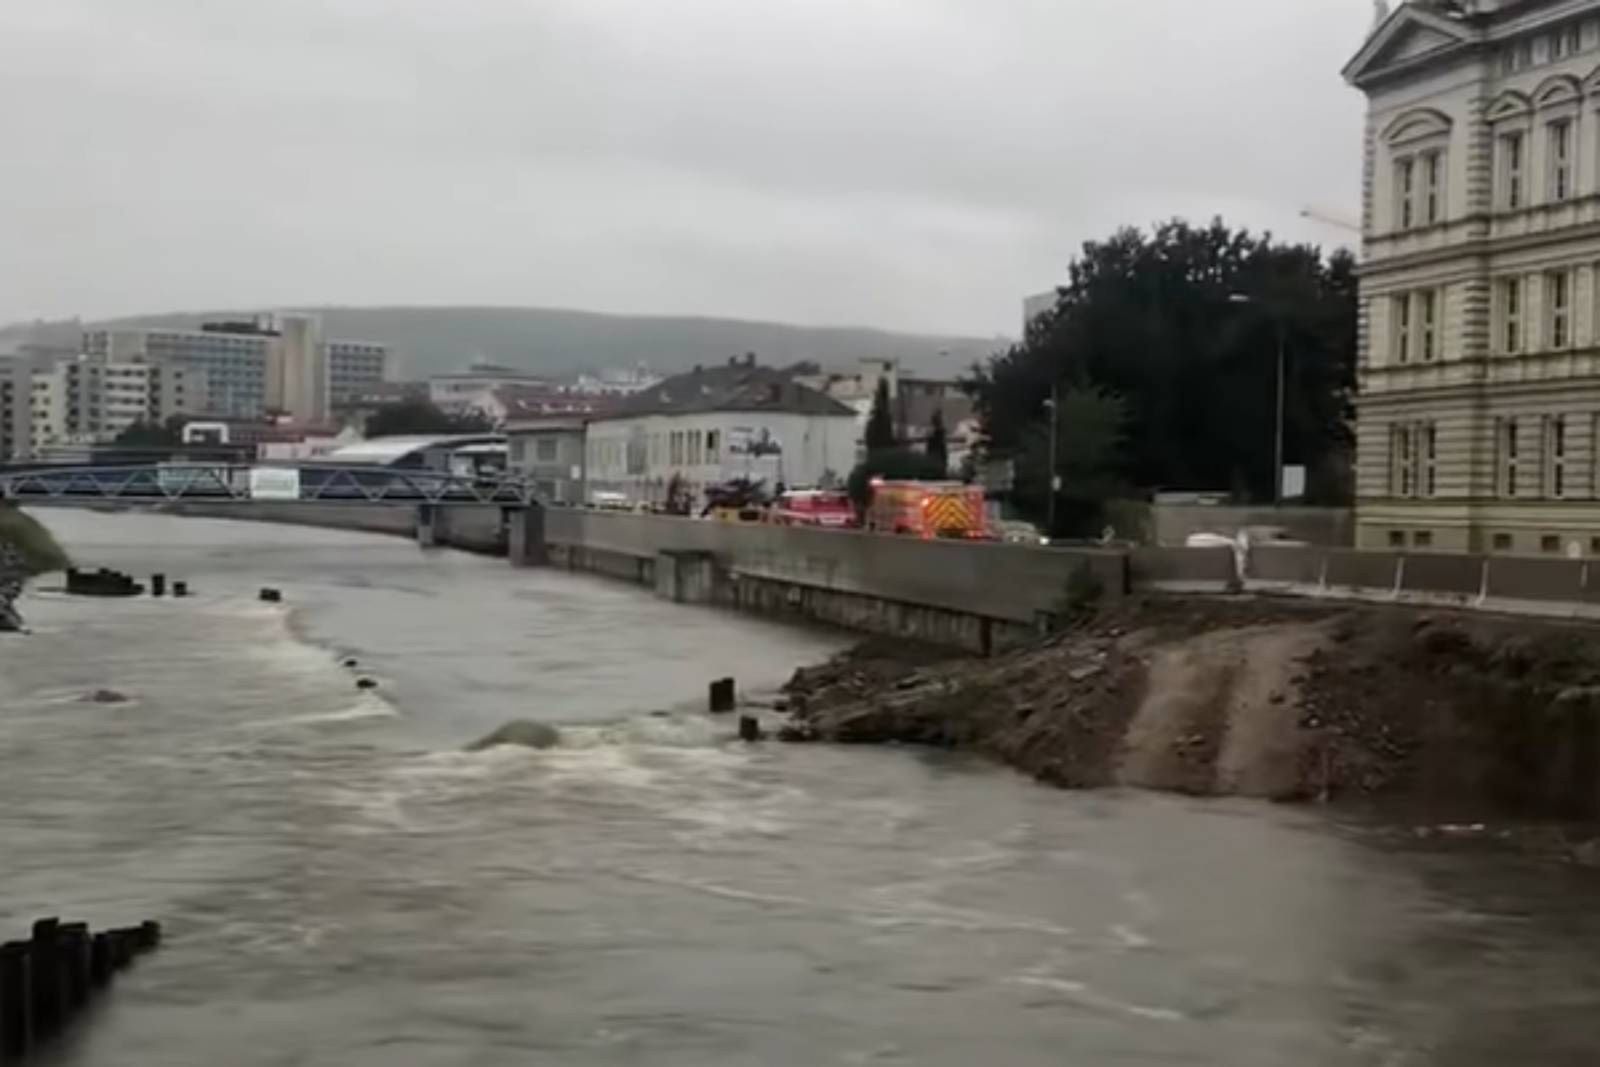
left=780, top=597, right=1600, bottom=821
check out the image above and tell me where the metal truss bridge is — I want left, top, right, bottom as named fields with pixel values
left=0, top=463, right=538, bottom=507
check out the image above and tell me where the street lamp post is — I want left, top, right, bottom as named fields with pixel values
left=1044, top=381, right=1060, bottom=536
left=1272, top=320, right=1286, bottom=507
left=1229, top=293, right=1287, bottom=506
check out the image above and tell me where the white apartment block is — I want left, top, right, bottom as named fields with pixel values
left=24, top=355, right=209, bottom=454
left=84, top=316, right=388, bottom=423
left=1348, top=0, right=1600, bottom=555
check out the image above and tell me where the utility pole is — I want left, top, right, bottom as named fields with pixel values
left=1273, top=321, right=1286, bottom=507
left=1046, top=380, right=1060, bottom=536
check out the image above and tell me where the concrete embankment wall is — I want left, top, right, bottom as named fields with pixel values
left=544, top=509, right=1133, bottom=651
left=156, top=501, right=510, bottom=554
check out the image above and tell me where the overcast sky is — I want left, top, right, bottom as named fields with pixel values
left=0, top=0, right=1373, bottom=338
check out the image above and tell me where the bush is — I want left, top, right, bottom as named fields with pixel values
left=0, top=505, right=69, bottom=575
left=1053, top=561, right=1105, bottom=624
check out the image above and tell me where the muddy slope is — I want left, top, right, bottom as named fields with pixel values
left=781, top=598, right=1600, bottom=819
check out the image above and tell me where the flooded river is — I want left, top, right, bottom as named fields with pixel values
left=4, top=510, right=1600, bottom=1065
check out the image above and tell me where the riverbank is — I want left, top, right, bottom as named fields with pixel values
left=0, top=504, right=69, bottom=575
left=0, top=504, right=68, bottom=630
left=781, top=596, right=1600, bottom=823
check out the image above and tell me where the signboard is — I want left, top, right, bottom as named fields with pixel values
left=249, top=467, right=301, bottom=501
left=1281, top=464, right=1307, bottom=501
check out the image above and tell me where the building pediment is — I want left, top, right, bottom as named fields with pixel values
left=1344, top=5, right=1477, bottom=88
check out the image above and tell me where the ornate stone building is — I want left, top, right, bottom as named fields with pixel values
left=1347, top=0, right=1600, bottom=554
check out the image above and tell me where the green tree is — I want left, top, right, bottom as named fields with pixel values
left=365, top=399, right=492, bottom=437
left=112, top=415, right=186, bottom=447
left=926, top=409, right=949, bottom=474
left=864, top=377, right=896, bottom=451
left=1014, top=386, right=1129, bottom=537
left=966, top=218, right=1356, bottom=509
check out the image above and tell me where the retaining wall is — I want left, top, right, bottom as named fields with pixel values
left=544, top=508, right=1127, bottom=625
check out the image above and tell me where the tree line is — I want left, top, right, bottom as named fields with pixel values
left=965, top=218, right=1357, bottom=536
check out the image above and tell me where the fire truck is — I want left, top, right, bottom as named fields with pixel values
left=864, top=480, right=988, bottom=539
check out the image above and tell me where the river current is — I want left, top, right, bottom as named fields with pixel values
left=3, top=510, right=1600, bottom=1065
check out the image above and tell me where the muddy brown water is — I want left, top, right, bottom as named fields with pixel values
left=4, top=510, right=1600, bottom=1066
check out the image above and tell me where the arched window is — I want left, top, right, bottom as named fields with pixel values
left=1533, top=75, right=1581, bottom=203
left=1486, top=90, right=1533, bottom=210
left=1383, top=108, right=1453, bottom=230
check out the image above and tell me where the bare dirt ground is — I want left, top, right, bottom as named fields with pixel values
left=781, top=595, right=1600, bottom=822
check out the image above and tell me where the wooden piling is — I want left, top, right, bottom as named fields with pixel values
left=28, top=919, right=63, bottom=1041
left=709, top=677, right=736, bottom=713
left=0, top=941, right=31, bottom=1060
left=57, top=924, right=90, bottom=1014
left=172, top=581, right=188, bottom=598
left=150, top=574, right=166, bottom=597
left=739, top=715, right=761, bottom=742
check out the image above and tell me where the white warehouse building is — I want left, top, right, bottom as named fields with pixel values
left=585, top=356, right=858, bottom=506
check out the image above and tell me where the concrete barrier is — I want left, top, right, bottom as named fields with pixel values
left=1246, top=545, right=1324, bottom=586
left=1131, top=546, right=1235, bottom=591
left=1401, top=554, right=1485, bottom=599
left=1323, top=550, right=1400, bottom=593
left=1485, top=557, right=1586, bottom=602
left=544, top=510, right=1127, bottom=625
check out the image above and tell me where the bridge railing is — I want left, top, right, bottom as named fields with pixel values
left=0, top=463, right=536, bottom=507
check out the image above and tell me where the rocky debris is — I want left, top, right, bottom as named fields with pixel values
left=466, top=719, right=562, bottom=752
left=82, top=689, right=129, bottom=705
left=781, top=597, right=1600, bottom=820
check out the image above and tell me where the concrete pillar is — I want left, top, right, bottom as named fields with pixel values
left=507, top=506, right=547, bottom=567
left=654, top=550, right=716, bottom=603
left=416, top=505, right=440, bottom=548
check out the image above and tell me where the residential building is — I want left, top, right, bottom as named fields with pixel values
left=428, top=363, right=548, bottom=416
left=268, top=313, right=327, bottom=425
left=0, top=359, right=30, bottom=461
left=504, top=417, right=589, bottom=504
left=84, top=315, right=389, bottom=423
left=798, top=358, right=972, bottom=466
left=328, top=340, right=390, bottom=405
left=584, top=355, right=857, bottom=506
left=87, top=323, right=270, bottom=416
left=21, top=352, right=209, bottom=454
left=1345, top=0, right=1600, bottom=554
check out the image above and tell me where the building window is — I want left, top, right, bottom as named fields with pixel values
left=1394, top=294, right=1412, bottom=364
left=1393, top=424, right=1413, bottom=497
left=1388, top=530, right=1406, bottom=548
left=1423, top=422, right=1438, bottom=497
left=1500, top=131, right=1524, bottom=210
left=1500, top=417, right=1519, bottom=497
left=1396, top=157, right=1416, bottom=229
left=706, top=430, right=720, bottom=463
left=1419, top=290, right=1437, bottom=361
left=1549, top=119, right=1573, bottom=202
left=1502, top=276, right=1523, bottom=354
left=1413, top=531, right=1433, bottom=549
left=535, top=438, right=558, bottom=463
left=1423, top=151, right=1442, bottom=224
left=1542, top=534, right=1561, bottom=554
left=1548, top=270, right=1571, bottom=348
left=1547, top=415, right=1567, bottom=498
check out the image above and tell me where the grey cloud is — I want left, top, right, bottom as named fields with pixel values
left=0, top=0, right=1370, bottom=337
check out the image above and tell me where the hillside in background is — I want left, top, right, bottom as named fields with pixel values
left=0, top=306, right=1005, bottom=380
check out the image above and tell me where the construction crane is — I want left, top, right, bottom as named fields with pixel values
left=1299, top=206, right=1362, bottom=235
